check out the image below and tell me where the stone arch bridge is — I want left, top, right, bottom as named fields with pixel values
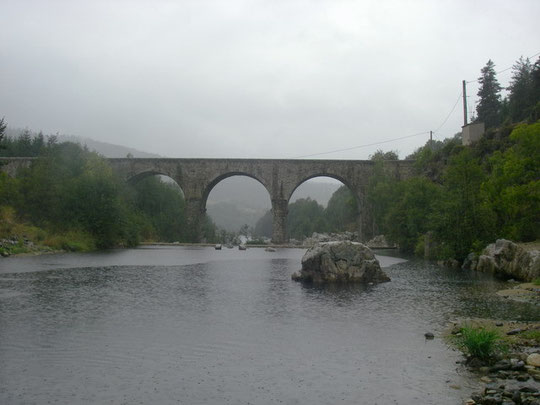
left=0, top=157, right=415, bottom=244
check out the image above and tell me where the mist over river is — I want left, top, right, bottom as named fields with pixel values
left=0, top=246, right=538, bottom=404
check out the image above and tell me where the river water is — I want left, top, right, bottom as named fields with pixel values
left=0, top=246, right=538, bottom=404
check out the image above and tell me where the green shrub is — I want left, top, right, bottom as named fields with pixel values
left=460, top=325, right=502, bottom=360
left=533, top=278, right=540, bottom=286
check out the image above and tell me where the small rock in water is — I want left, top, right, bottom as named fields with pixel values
left=424, top=332, right=435, bottom=339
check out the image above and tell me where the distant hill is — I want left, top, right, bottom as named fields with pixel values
left=5, top=128, right=160, bottom=158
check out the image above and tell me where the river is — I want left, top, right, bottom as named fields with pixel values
left=0, top=246, right=538, bottom=404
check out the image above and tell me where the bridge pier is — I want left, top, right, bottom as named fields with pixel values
left=271, top=199, right=288, bottom=244
left=185, top=197, right=205, bottom=243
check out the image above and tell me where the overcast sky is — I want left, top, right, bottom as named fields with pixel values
left=1, top=0, right=539, bottom=159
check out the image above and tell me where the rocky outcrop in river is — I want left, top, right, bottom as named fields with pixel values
left=292, top=241, right=390, bottom=283
left=464, top=239, right=540, bottom=282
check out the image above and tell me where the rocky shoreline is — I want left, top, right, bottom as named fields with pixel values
left=0, top=236, right=57, bottom=257
left=445, top=319, right=540, bottom=404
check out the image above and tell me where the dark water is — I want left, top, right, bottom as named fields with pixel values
left=0, top=246, right=537, bottom=405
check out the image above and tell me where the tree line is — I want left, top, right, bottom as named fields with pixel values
left=475, top=56, right=540, bottom=129
left=0, top=123, right=218, bottom=250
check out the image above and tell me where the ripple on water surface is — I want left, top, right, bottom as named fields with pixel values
left=0, top=247, right=537, bottom=404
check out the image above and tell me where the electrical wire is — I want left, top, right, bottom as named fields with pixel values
left=433, top=91, right=462, bottom=135
left=290, top=131, right=429, bottom=159
left=292, top=51, right=540, bottom=159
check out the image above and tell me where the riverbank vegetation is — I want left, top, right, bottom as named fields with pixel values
left=0, top=126, right=219, bottom=252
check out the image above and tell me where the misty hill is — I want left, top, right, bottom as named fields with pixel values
left=5, top=128, right=160, bottom=158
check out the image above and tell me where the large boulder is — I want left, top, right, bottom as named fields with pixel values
left=475, top=239, right=540, bottom=281
left=292, top=241, right=390, bottom=283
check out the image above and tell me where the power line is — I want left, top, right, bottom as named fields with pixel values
left=290, top=131, right=429, bottom=159
left=292, top=51, right=540, bottom=160
left=433, top=91, right=462, bottom=135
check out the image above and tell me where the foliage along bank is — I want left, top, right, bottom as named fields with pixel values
left=0, top=128, right=219, bottom=252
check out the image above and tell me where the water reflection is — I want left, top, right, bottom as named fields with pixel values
left=0, top=247, right=537, bottom=405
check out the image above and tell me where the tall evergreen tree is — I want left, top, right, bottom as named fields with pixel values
left=0, top=118, right=6, bottom=148
left=530, top=56, right=540, bottom=121
left=476, top=60, right=502, bottom=129
left=507, top=57, right=533, bottom=122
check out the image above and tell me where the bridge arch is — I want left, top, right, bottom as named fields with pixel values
left=286, top=173, right=357, bottom=203
left=201, top=171, right=272, bottom=208
left=286, top=174, right=362, bottom=241
left=203, top=173, right=273, bottom=240
left=125, top=169, right=185, bottom=191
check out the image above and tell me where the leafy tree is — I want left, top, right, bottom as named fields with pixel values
left=369, top=149, right=399, bottom=160
left=434, top=149, right=495, bottom=259
left=507, top=57, right=534, bottom=122
left=132, top=176, right=187, bottom=242
left=325, top=186, right=357, bottom=232
left=384, top=177, right=442, bottom=252
left=287, top=198, right=327, bottom=240
left=476, top=60, right=502, bottom=129
left=484, top=122, right=540, bottom=241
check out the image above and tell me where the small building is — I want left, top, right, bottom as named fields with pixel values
left=462, top=122, right=485, bottom=146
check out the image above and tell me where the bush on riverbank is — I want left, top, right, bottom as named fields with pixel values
left=459, top=325, right=504, bottom=361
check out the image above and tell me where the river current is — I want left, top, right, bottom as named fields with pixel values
left=0, top=246, right=537, bottom=404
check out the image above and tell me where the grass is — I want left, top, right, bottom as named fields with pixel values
left=44, top=230, right=96, bottom=252
left=520, top=329, right=540, bottom=344
left=459, top=325, right=503, bottom=360
left=1, top=205, right=97, bottom=254
left=533, top=278, right=540, bottom=286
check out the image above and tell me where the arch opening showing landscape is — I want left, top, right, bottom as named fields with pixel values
left=0, top=157, right=415, bottom=244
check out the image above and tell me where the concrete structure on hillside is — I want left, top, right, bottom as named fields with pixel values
left=0, top=157, right=415, bottom=244
left=462, top=122, right=485, bottom=146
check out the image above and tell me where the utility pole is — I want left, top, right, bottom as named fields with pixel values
left=462, top=80, right=468, bottom=126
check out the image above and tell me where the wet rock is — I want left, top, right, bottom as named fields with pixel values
left=491, top=360, right=512, bottom=372
left=292, top=241, right=390, bottom=283
left=425, top=332, right=435, bottom=339
left=265, top=247, right=276, bottom=252
left=463, top=252, right=479, bottom=271
left=526, top=354, right=540, bottom=367
left=508, top=329, right=523, bottom=335
left=476, top=239, right=540, bottom=282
